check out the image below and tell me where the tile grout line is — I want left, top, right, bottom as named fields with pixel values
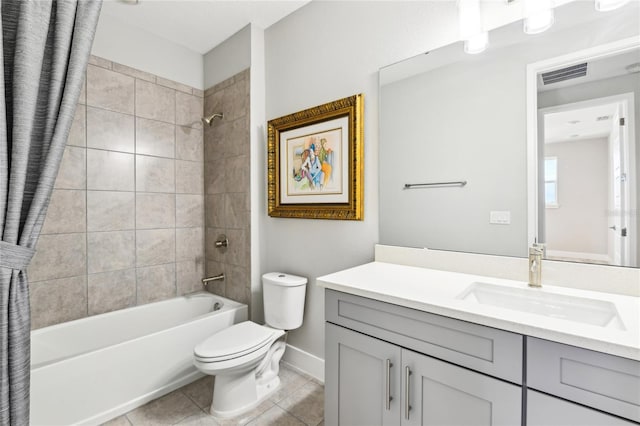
left=174, top=87, right=178, bottom=298
left=83, top=75, right=89, bottom=319
left=134, top=77, right=138, bottom=307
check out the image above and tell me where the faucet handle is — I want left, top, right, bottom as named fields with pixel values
left=530, top=242, right=545, bottom=257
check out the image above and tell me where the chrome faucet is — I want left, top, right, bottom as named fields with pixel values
left=528, top=244, right=544, bottom=288
left=202, top=273, right=224, bottom=288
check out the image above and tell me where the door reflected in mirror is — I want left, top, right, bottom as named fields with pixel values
left=534, top=46, right=639, bottom=267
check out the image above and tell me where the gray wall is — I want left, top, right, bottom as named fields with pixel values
left=263, top=1, right=474, bottom=360
left=545, top=138, right=609, bottom=256
left=203, top=25, right=252, bottom=89
left=29, top=57, right=205, bottom=329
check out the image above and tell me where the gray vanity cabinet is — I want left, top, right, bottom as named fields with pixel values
left=527, top=390, right=636, bottom=426
left=402, top=349, right=521, bottom=426
left=325, top=289, right=523, bottom=426
left=325, top=323, right=402, bottom=426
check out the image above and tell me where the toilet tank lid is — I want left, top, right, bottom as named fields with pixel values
left=262, top=272, right=307, bottom=287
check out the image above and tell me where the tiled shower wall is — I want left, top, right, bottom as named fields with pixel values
left=203, top=69, right=251, bottom=308
left=28, top=56, right=205, bottom=329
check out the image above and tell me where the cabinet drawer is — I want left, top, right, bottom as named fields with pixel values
left=325, top=289, right=522, bottom=384
left=527, top=337, right=640, bottom=422
left=528, top=390, right=636, bottom=426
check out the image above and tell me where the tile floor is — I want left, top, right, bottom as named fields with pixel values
left=102, top=364, right=324, bottom=426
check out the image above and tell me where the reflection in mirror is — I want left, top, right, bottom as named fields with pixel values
left=378, top=0, right=640, bottom=268
left=534, top=45, right=639, bottom=267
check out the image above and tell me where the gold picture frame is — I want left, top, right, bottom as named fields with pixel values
left=267, top=94, right=364, bottom=220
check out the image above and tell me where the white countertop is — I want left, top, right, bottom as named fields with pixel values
left=317, top=261, right=640, bottom=361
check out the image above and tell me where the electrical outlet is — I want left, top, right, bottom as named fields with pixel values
left=490, top=211, right=511, bottom=225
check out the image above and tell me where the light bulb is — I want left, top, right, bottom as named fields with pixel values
left=464, top=32, right=489, bottom=54
left=524, top=9, right=555, bottom=34
left=523, top=0, right=554, bottom=34
left=595, top=0, right=630, bottom=11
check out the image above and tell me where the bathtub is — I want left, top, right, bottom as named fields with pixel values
left=30, top=292, right=247, bottom=426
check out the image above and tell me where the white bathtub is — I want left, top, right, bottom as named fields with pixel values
left=30, top=292, right=247, bottom=426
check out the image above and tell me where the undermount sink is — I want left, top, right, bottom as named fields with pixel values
left=457, top=282, right=625, bottom=330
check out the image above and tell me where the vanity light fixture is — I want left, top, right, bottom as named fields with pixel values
left=595, top=0, right=630, bottom=11
left=523, top=0, right=554, bottom=34
left=458, top=0, right=489, bottom=54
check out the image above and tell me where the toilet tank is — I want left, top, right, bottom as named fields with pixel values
left=262, top=272, right=307, bottom=330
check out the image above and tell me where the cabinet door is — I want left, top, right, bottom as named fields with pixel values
left=326, top=323, right=401, bottom=426
left=528, top=390, right=636, bottom=426
left=401, top=349, right=521, bottom=426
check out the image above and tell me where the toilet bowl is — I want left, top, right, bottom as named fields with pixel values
left=194, top=272, right=307, bottom=418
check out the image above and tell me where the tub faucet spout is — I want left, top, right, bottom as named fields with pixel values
left=202, top=273, right=225, bottom=287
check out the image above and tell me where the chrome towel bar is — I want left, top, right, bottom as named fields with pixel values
left=404, top=180, right=467, bottom=189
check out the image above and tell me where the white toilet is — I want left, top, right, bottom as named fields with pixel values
left=193, top=272, right=307, bottom=418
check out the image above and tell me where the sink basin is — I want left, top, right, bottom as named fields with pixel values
left=457, top=282, right=625, bottom=330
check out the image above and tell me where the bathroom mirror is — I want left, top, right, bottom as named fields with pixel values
left=379, top=0, right=640, bottom=267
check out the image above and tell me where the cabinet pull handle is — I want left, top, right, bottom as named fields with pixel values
left=405, top=366, right=412, bottom=420
left=385, top=359, right=393, bottom=410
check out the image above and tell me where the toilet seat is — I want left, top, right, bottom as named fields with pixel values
left=194, top=321, right=284, bottom=363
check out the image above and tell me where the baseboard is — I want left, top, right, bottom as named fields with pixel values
left=282, top=343, right=324, bottom=383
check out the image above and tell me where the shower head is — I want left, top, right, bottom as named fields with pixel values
left=202, top=113, right=224, bottom=126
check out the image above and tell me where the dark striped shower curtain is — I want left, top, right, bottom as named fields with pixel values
left=0, top=1, right=101, bottom=424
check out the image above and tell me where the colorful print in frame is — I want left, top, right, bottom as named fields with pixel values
left=267, top=94, right=363, bottom=220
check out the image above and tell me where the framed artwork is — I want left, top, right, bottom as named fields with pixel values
left=267, top=94, right=364, bottom=220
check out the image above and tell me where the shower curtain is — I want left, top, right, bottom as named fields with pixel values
left=0, top=1, right=101, bottom=424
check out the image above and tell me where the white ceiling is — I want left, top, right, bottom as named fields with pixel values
left=99, top=0, right=311, bottom=54
left=544, top=102, right=618, bottom=144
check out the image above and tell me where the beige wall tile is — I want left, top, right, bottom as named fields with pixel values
left=30, top=275, right=87, bottom=329
left=176, top=260, right=204, bottom=296
left=136, top=118, right=175, bottom=158
left=204, top=118, right=226, bottom=159
left=41, top=190, right=86, bottom=234
left=224, top=192, right=249, bottom=230
left=136, top=229, right=175, bottom=267
left=87, top=191, right=135, bottom=232
left=67, top=105, right=86, bottom=147
left=176, top=160, right=203, bottom=194
left=112, top=62, right=156, bottom=83
left=205, top=194, right=224, bottom=228
left=88, top=269, right=136, bottom=315
left=224, top=155, right=249, bottom=193
left=28, top=233, right=86, bottom=282
left=136, top=193, right=176, bottom=229
left=87, top=149, right=134, bottom=191
left=225, top=228, right=247, bottom=267
left=176, top=227, right=203, bottom=262
left=222, top=79, right=248, bottom=122
left=225, top=264, right=250, bottom=305
left=176, top=91, right=203, bottom=130
left=176, top=126, right=203, bottom=161
left=136, top=79, right=175, bottom=124
left=157, top=76, right=193, bottom=95
left=176, top=194, right=204, bottom=228
left=87, top=230, right=135, bottom=273
left=136, top=263, right=176, bottom=305
left=55, top=146, right=86, bottom=190
left=136, top=155, right=175, bottom=193
left=86, top=65, right=134, bottom=114
left=204, top=159, right=225, bottom=194
left=86, top=107, right=135, bottom=153
left=88, top=55, right=112, bottom=69
left=224, top=116, right=250, bottom=158
left=192, top=88, right=204, bottom=98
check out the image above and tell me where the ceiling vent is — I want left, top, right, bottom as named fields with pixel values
left=541, top=63, right=588, bottom=85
